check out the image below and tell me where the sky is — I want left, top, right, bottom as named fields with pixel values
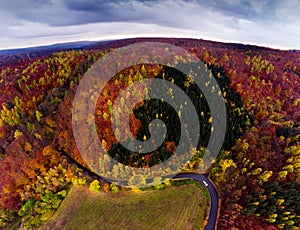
left=0, top=0, right=299, bottom=50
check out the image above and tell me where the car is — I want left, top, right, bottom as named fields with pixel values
left=203, top=181, right=208, bottom=187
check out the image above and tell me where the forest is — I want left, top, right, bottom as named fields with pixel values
left=0, top=37, right=299, bottom=229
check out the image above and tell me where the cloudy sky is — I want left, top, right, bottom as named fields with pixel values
left=0, top=0, right=299, bottom=50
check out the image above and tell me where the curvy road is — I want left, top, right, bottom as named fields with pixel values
left=172, top=173, right=219, bottom=230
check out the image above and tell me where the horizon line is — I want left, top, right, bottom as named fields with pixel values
left=0, top=35, right=297, bottom=52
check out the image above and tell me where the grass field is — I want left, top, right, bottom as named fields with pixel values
left=39, top=184, right=208, bottom=230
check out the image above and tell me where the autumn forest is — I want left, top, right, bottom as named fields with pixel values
left=0, top=38, right=299, bottom=229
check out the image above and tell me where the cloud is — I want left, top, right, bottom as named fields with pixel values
left=0, top=0, right=299, bottom=50
left=0, top=0, right=282, bottom=27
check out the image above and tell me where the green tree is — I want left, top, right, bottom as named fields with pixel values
left=89, top=180, right=100, bottom=193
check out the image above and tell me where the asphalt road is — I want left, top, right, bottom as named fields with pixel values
left=172, top=173, right=219, bottom=230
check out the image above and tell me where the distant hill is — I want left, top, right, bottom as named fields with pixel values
left=0, top=37, right=288, bottom=67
